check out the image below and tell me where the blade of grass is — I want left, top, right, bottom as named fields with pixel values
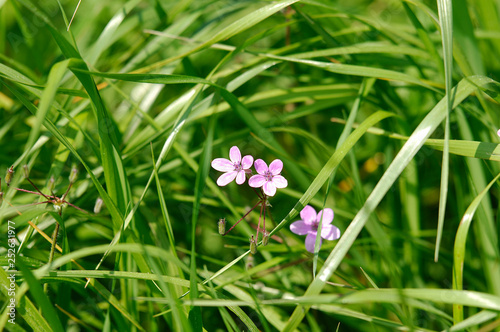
left=16, top=258, right=65, bottom=332
left=0, top=81, right=123, bottom=225
left=188, top=112, right=216, bottom=332
left=13, top=59, right=69, bottom=169
left=455, top=108, right=500, bottom=297
left=85, top=0, right=142, bottom=65
left=176, top=287, right=500, bottom=311
left=282, top=76, right=497, bottom=331
left=14, top=0, right=131, bottom=221
left=0, top=267, right=52, bottom=331
left=331, top=117, right=500, bottom=161
left=448, top=310, right=498, bottom=331
left=313, top=78, right=376, bottom=275
left=135, top=0, right=300, bottom=73
left=435, top=0, right=453, bottom=262
left=270, top=110, right=395, bottom=237
left=453, top=172, right=500, bottom=322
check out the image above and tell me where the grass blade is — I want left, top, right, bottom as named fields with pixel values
left=452, top=172, right=500, bottom=323
left=282, top=76, right=496, bottom=331
left=435, top=0, right=453, bottom=262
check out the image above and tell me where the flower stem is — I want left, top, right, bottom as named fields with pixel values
left=44, top=213, right=60, bottom=293
left=255, top=199, right=265, bottom=241
left=262, top=197, right=267, bottom=236
left=223, top=199, right=262, bottom=236
left=25, top=177, right=51, bottom=201
left=48, top=222, right=60, bottom=265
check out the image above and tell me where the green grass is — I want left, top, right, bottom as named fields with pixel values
left=1, top=0, right=500, bottom=331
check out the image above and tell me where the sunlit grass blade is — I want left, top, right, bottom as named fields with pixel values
left=135, top=0, right=300, bottom=73
left=453, top=171, right=500, bottom=322
left=455, top=109, right=500, bottom=297
left=85, top=0, right=142, bottom=65
left=271, top=110, right=395, bottom=237
left=331, top=118, right=500, bottom=161
left=282, top=76, right=497, bottom=331
left=175, top=287, right=500, bottom=312
left=15, top=0, right=132, bottom=218
left=14, top=59, right=69, bottom=169
left=0, top=81, right=122, bottom=224
left=448, top=310, right=499, bottom=331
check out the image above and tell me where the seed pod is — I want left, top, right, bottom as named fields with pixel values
left=245, top=254, right=254, bottom=270
left=250, top=235, right=257, bottom=254
left=218, top=218, right=226, bottom=235
left=5, top=166, right=14, bottom=186
left=94, top=197, right=104, bottom=214
left=262, top=231, right=269, bottom=246
left=69, top=166, right=78, bottom=184
left=23, top=165, right=29, bottom=178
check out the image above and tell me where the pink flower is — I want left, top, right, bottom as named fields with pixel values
left=248, top=159, right=287, bottom=196
left=290, top=205, right=340, bottom=253
left=211, top=146, right=254, bottom=186
left=497, top=129, right=500, bottom=137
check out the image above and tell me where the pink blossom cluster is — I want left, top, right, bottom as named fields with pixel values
left=211, top=146, right=287, bottom=197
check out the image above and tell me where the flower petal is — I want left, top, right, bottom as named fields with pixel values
left=211, top=158, right=234, bottom=172
left=272, top=175, right=288, bottom=188
left=216, top=171, right=237, bottom=186
left=290, top=220, right=311, bottom=235
left=269, top=159, right=283, bottom=175
left=317, top=208, right=334, bottom=225
left=263, top=181, right=277, bottom=196
left=248, top=174, right=266, bottom=188
left=321, top=224, right=341, bottom=241
left=300, top=205, right=317, bottom=224
left=305, top=231, right=321, bottom=253
left=229, top=146, right=241, bottom=163
left=241, top=155, right=254, bottom=169
left=235, top=170, right=246, bottom=185
left=254, top=159, right=268, bottom=174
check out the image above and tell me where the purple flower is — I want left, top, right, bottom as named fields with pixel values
left=290, top=205, right=340, bottom=253
left=248, top=159, right=288, bottom=196
left=211, top=146, right=254, bottom=186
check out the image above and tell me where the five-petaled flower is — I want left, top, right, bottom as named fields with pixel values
left=248, top=159, right=288, bottom=196
left=211, top=146, right=254, bottom=186
left=290, top=205, right=340, bottom=253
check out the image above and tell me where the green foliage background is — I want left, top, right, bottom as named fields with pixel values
left=1, top=0, right=500, bottom=331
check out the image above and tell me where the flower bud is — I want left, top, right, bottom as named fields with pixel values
left=245, top=254, right=254, bottom=270
left=23, top=165, right=29, bottom=178
left=218, top=218, right=226, bottom=235
left=5, top=166, right=14, bottom=186
left=262, top=231, right=269, bottom=246
left=94, top=197, right=104, bottom=214
left=250, top=235, right=257, bottom=254
left=69, top=166, right=78, bottom=184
